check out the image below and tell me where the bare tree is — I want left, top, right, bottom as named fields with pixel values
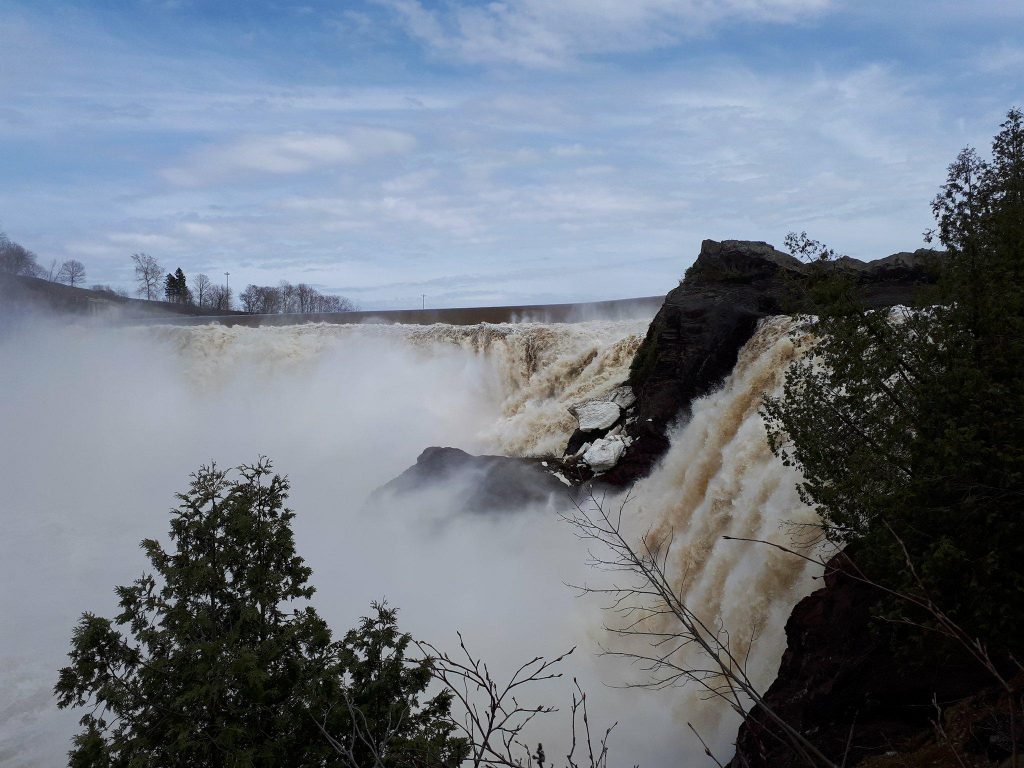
left=239, top=284, right=259, bottom=313
left=419, top=635, right=566, bottom=768
left=0, top=233, right=43, bottom=277
left=295, top=283, right=311, bottom=313
left=193, top=273, right=213, bottom=308
left=415, top=635, right=623, bottom=768
left=260, top=285, right=282, bottom=313
left=561, top=491, right=837, bottom=768
left=316, top=293, right=356, bottom=313
left=56, top=259, right=86, bottom=287
left=207, top=284, right=233, bottom=311
left=239, top=282, right=352, bottom=314
left=317, top=685, right=413, bottom=768
left=239, top=284, right=281, bottom=314
left=131, top=252, right=162, bottom=300
left=279, top=281, right=298, bottom=313
left=91, top=284, right=129, bottom=298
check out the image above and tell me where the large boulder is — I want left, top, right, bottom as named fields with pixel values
left=570, top=400, right=621, bottom=432
left=564, top=386, right=637, bottom=457
left=582, top=436, right=628, bottom=473
left=372, top=447, right=574, bottom=515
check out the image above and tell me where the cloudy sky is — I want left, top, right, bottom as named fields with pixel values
left=1, top=1, right=1021, bottom=309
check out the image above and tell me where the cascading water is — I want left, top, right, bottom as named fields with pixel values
left=0, top=313, right=821, bottom=766
left=144, top=319, right=648, bottom=457
left=600, top=315, right=825, bottom=742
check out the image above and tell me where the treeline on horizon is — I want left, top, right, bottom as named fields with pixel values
left=0, top=238, right=356, bottom=315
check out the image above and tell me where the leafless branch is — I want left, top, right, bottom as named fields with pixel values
left=561, top=490, right=837, bottom=768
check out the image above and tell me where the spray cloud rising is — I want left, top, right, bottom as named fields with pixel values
left=0, top=315, right=820, bottom=766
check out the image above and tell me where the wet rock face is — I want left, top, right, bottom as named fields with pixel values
left=728, top=552, right=1006, bottom=768
left=372, top=447, right=576, bottom=515
left=606, top=241, right=795, bottom=485
left=605, top=239, right=939, bottom=487
left=376, top=239, right=938, bottom=508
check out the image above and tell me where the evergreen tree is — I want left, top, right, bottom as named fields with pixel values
left=175, top=267, right=193, bottom=304
left=55, top=460, right=465, bottom=768
left=330, top=603, right=468, bottom=768
left=164, top=271, right=180, bottom=302
left=762, top=109, right=1024, bottom=651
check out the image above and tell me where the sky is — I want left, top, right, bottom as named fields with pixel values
left=0, top=1, right=1021, bottom=310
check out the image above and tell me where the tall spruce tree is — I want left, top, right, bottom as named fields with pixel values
left=55, top=460, right=466, bottom=768
left=762, top=109, right=1024, bottom=651
left=164, top=271, right=180, bottom=302
left=174, top=267, right=192, bottom=304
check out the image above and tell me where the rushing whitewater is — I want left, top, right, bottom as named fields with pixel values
left=145, top=319, right=648, bottom=457
left=0, top=314, right=820, bottom=766
left=608, top=316, right=825, bottom=742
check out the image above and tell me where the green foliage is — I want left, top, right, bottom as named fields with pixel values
left=55, top=460, right=465, bottom=768
left=763, top=109, right=1024, bottom=651
left=330, top=604, right=469, bottom=768
left=164, top=268, right=191, bottom=304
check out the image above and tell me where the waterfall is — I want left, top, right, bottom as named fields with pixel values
left=0, top=314, right=821, bottom=766
left=144, top=319, right=648, bottom=457
left=602, top=315, right=825, bottom=740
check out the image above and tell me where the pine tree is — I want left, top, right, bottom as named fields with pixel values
left=762, top=108, right=1024, bottom=650
left=330, top=603, right=468, bottom=768
left=164, top=271, right=179, bottom=302
left=175, top=267, right=192, bottom=304
left=55, top=460, right=465, bottom=768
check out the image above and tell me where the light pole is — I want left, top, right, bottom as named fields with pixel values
left=421, top=294, right=426, bottom=310
left=224, top=272, right=230, bottom=309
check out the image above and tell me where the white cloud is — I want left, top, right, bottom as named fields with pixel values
left=550, top=143, right=592, bottom=158
left=976, top=43, right=1024, bottom=73
left=376, top=0, right=833, bottom=68
left=282, top=193, right=483, bottom=238
left=162, top=128, right=417, bottom=186
left=4, top=0, right=1018, bottom=307
left=107, top=231, right=182, bottom=250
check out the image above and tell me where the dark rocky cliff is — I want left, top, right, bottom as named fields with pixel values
left=730, top=553, right=1020, bottom=767
left=379, top=239, right=939, bottom=501
left=596, top=239, right=938, bottom=485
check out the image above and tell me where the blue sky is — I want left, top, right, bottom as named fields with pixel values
left=1, top=0, right=1021, bottom=309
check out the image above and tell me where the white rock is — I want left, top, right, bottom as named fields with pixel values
left=583, top=437, right=626, bottom=473
left=570, top=400, right=621, bottom=431
left=609, top=386, right=637, bottom=410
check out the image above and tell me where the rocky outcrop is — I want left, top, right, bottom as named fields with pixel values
left=570, top=400, right=622, bottom=432
left=600, top=239, right=939, bottom=486
left=372, top=447, right=576, bottom=515
left=563, top=386, right=638, bottom=475
left=580, top=436, right=628, bottom=472
left=376, top=240, right=938, bottom=507
left=729, top=552, right=1010, bottom=767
